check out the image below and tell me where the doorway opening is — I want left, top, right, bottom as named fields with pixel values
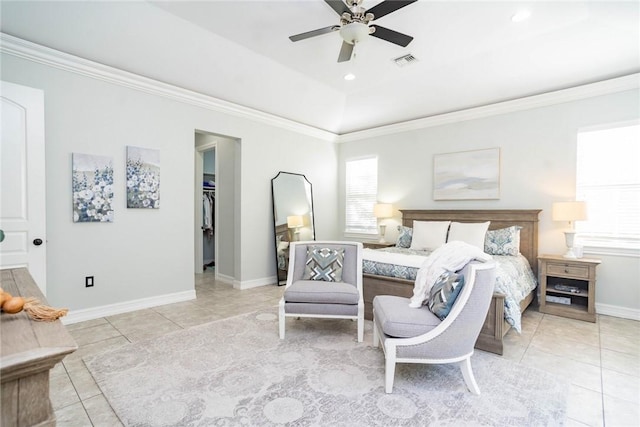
left=194, top=130, right=239, bottom=286
left=195, top=134, right=217, bottom=276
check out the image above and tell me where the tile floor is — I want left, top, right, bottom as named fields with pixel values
left=51, top=271, right=639, bottom=426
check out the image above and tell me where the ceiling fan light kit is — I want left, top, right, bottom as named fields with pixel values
left=339, top=22, right=371, bottom=45
left=289, top=0, right=417, bottom=63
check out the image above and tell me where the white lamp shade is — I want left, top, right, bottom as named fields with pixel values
left=339, top=22, right=369, bottom=44
left=373, top=203, right=393, bottom=219
left=287, top=215, right=304, bottom=229
left=552, top=201, right=587, bottom=222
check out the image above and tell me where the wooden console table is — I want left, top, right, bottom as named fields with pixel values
left=1, top=268, right=78, bottom=427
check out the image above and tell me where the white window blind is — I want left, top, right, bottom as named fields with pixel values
left=575, top=123, right=640, bottom=250
left=345, top=157, right=378, bottom=234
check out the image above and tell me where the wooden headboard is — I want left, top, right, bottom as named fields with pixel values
left=400, top=209, right=542, bottom=274
left=275, top=223, right=291, bottom=243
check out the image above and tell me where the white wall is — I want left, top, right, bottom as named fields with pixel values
left=338, top=89, right=640, bottom=317
left=3, top=36, right=635, bottom=319
left=1, top=49, right=338, bottom=313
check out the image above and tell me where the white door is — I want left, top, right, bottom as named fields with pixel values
left=0, top=81, right=47, bottom=294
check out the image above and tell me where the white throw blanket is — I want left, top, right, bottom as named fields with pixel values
left=362, top=248, right=427, bottom=268
left=409, top=241, right=493, bottom=308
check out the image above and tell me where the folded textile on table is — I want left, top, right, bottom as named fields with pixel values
left=410, top=241, right=493, bottom=308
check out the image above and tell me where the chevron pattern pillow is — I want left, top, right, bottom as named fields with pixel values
left=303, top=246, right=344, bottom=282
left=427, top=271, right=465, bottom=320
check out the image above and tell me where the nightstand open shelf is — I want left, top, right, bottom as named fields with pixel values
left=538, top=254, right=601, bottom=322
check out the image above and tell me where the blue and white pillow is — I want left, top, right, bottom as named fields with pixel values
left=484, top=226, right=522, bottom=256
left=427, top=271, right=465, bottom=320
left=396, top=226, right=413, bottom=248
left=303, top=246, right=344, bottom=282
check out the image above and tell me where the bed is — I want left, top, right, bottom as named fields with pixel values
left=363, top=209, right=541, bottom=355
left=275, top=223, right=291, bottom=284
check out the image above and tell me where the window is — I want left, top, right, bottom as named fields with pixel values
left=345, top=157, right=378, bottom=234
left=576, top=122, right=640, bottom=253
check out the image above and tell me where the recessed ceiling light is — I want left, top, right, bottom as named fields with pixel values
left=344, top=73, right=356, bottom=81
left=511, top=10, right=531, bottom=23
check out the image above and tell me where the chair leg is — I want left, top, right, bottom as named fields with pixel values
left=357, top=317, right=364, bottom=343
left=372, top=320, right=379, bottom=348
left=278, top=300, right=285, bottom=339
left=460, top=357, right=480, bottom=395
left=384, top=351, right=396, bottom=393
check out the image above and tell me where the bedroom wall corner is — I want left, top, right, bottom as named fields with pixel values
left=336, top=88, right=640, bottom=317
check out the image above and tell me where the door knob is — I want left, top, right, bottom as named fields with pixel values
left=33, top=238, right=43, bottom=246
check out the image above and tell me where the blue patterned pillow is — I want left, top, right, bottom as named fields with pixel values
left=484, top=226, right=521, bottom=256
left=303, top=246, right=344, bottom=282
left=396, top=226, right=413, bottom=248
left=427, top=272, right=465, bottom=320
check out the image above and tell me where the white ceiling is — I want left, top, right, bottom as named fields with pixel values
left=2, top=0, right=638, bottom=134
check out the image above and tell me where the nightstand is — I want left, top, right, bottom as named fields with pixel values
left=363, top=242, right=395, bottom=249
left=538, top=254, right=601, bottom=322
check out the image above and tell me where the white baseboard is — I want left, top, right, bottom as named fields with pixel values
left=596, top=303, right=640, bottom=321
left=195, top=272, right=277, bottom=290
left=235, top=276, right=278, bottom=290
left=61, top=290, right=196, bottom=325
left=215, top=273, right=235, bottom=286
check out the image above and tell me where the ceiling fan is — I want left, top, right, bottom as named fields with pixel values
left=289, top=0, right=417, bottom=62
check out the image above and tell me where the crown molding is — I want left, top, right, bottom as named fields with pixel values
left=0, top=33, right=338, bottom=142
left=2, top=33, right=637, bottom=144
left=338, top=74, right=640, bottom=142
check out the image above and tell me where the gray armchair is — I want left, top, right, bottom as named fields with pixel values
left=372, top=261, right=496, bottom=394
left=278, top=241, right=364, bottom=342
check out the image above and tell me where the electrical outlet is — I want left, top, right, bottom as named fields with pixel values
left=85, top=276, right=94, bottom=287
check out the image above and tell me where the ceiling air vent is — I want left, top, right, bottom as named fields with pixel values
left=393, top=53, right=418, bottom=67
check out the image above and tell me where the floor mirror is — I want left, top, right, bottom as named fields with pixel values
left=271, top=171, right=315, bottom=285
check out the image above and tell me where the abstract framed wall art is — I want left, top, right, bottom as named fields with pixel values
left=126, top=146, right=160, bottom=209
left=433, top=148, right=500, bottom=200
left=72, top=153, right=114, bottom=222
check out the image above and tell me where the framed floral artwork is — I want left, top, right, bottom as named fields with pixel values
left=72, top=153, right=114, bottom=222
left=433, top=148, right=501, bottom=200
left=126, top=146, right=160, bottom=209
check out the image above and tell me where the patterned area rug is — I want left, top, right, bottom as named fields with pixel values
left=85, top=309, right=568, bottom=426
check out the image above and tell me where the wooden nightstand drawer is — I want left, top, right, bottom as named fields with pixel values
left=546, top=263, right=589, bottom=279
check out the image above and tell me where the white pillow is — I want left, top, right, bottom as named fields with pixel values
left=277, top=241, right=289, bottom=253
left=447, top=221, right=491, bottom=250
left=409, top=221, right=451, bottom=251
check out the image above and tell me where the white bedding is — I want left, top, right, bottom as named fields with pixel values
left=363, top=246, right=537, bottom=333
left=410, top=241, right=493, bottom=308
left=362, top=248, right=427, bottom=268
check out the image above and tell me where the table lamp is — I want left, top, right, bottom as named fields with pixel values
left=373, top=203, right=393, bottom=244
left=287, top=215, right=304, bottom=241
left=552, top=201, right=587, bottom=259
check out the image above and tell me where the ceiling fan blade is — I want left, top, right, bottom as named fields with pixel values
left=289, top=25, right=340, bottom=42
left=370, top=25, right=414, bottom=47
left=366, top=0, right=418, bottom=20
left=338, top=41, right=354, bottom=62
left=325, top=0, right=351, bottom=16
